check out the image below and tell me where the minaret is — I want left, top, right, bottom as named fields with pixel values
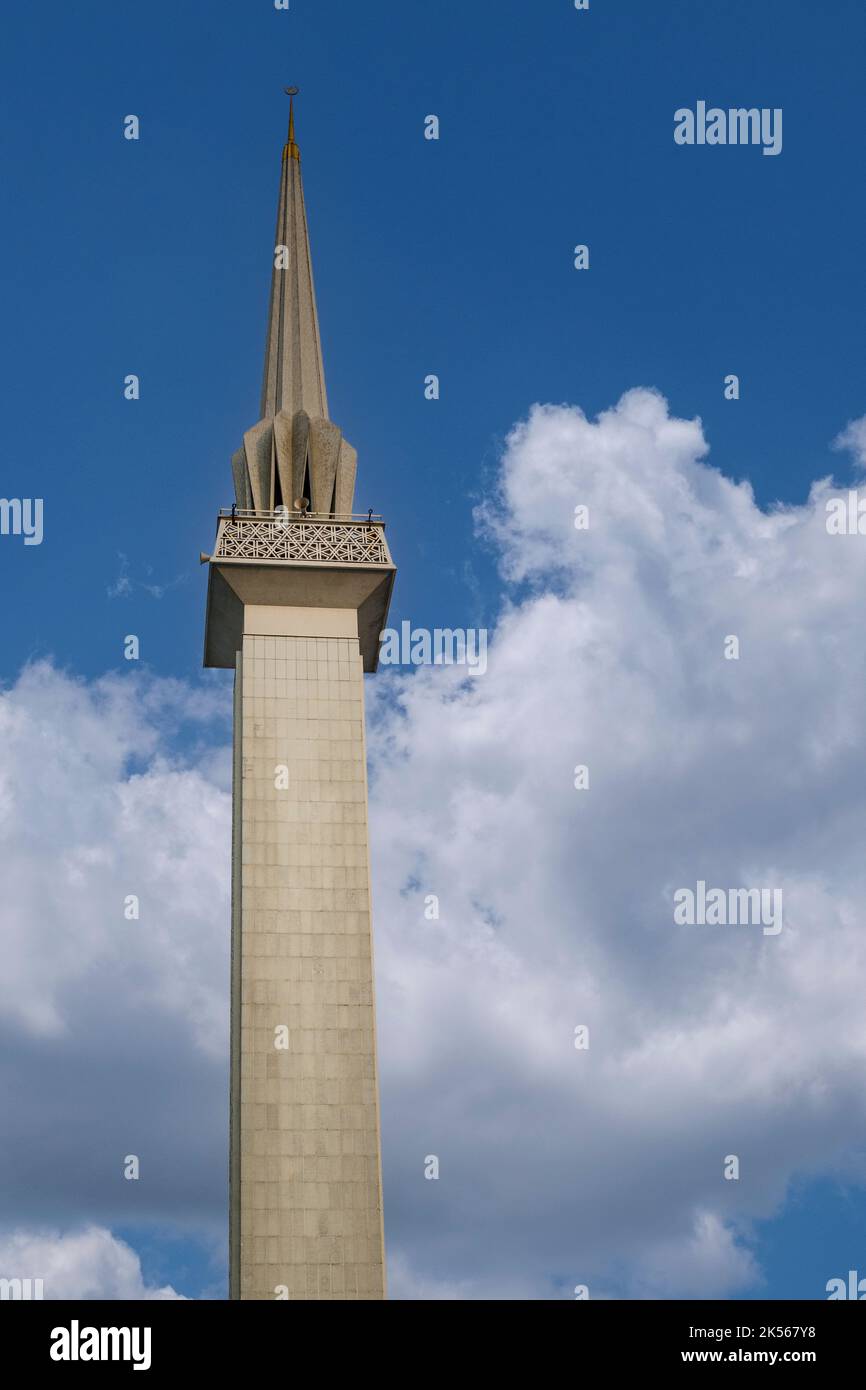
left=203, top=94, right=395, bottom=1301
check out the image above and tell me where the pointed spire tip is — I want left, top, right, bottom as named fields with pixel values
left=283, top=86, right=301, bottom=162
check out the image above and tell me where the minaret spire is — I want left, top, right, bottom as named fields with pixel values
left=230, top=96, right=358, bottom=519
left=260, top=87, right=328, bottom=420
left=286, top=88, right=299, bottom=161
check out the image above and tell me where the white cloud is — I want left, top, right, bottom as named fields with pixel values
left=3, top=388, right=866, bottom=1299
left=0, top=662, right=231, bottom=1051
left=0, top=1227, right=184, bottom=1300
left=386, top=1250, right=543, bottom=1301
left=833, top=413, right=866, bottom=471
left=0, top=664, right=231, bottom=1252
left=367, top=387, right=866, bottom=1298
left=628, top=1211, right=760, bottom=1300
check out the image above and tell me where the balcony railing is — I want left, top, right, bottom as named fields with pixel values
left=211, top=509, right=391, bottom=566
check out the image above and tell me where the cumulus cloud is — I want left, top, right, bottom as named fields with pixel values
left=0, top=662, right=231, bottom=1048
left=833, top=414, right=866, bottom=472
left=0, top=1227, right=184, bottom=1299
left=0, top=664, right=232, bottom=1254
left=3, top=388, right=866, bottom=1299
left=629, top=1211, right=761, bottom=1300
left=367, top=387, right=866, bottom=1298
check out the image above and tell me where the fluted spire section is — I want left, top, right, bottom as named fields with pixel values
left=260, top=97, right=329, bottom=421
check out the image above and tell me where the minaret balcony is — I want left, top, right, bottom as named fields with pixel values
left=203, top=509, right=396, bottom=673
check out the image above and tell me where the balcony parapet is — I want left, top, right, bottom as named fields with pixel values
left=211, top=509, right=391, bottom=567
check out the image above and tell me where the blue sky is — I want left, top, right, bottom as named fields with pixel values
left=1, top=0, right=865, bottom=1300
left=3, top=0, right=865, bottom=680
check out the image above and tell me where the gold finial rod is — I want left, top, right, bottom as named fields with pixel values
left=283, top=86, right=300, bottom=162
